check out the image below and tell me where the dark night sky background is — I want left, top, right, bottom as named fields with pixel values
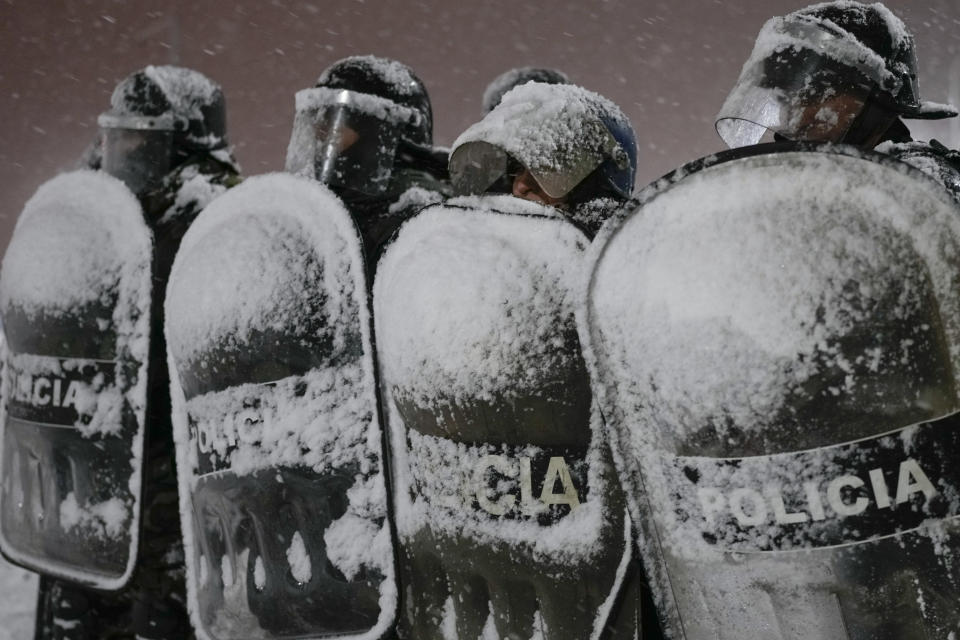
left=1, top=0, right=959, bottom=253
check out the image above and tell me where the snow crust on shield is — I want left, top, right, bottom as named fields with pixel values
left=167, top=174, right=357, bottom=369
left=376, top=198, right=582, bottom=405
left=0, top=170, right=151, bottom=588
left=166, top=173, right=394, bottom=640
left=375, top=200, right=613, bottom=562
left=1, top=171, right=147, bottom=317
left=481, top=66, right=570, bottom=115
left=586, top=151, right=960, bottom=453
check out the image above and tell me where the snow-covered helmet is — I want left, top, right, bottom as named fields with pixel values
left=99, top=66, right=227, bottom=150
left=285, top=56, right=434, bottom=195
left=449, top=82, right=637, bottom=202
left=716, top=1, right=957, bottom=148
left=482, top=66, right=570, bottom=115
left=316, top=56, right=432, bottom=147
left=97, top=66, right=228, bottom=194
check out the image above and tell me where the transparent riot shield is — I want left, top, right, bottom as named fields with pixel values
left=165, top=173, right=395, bottom=640
left=374, top=195, right=636, bottom=640
left=583, top=144, right=960, bottom=640
left=0, top=170, right=151, bottom=589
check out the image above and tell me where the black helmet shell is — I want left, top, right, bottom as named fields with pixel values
left=105, top=65, right=228, bottom=149
left=316, top=55, right=433, bottom=147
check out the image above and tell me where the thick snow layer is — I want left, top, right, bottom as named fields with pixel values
left=141, top=65, right=221, bottom=123
left=285, top=531, right=312, bottom=584
left=387, top=185, right=444, bottom=216
left=481, top=66, right=570, bottom=115
left=583, top=148, right=960, bottom=639
left=182, top=362, right=371, bottom=475
left=5, top=354, right=125, bottom=436
left=59, top=493, right=128, bottom=540
left=166, top=172, right=394, bottom=640
left=167, top=175, right=358, bottom=370
left=453, top=82, right=631, bottom=181
left=715, top=3, right=929, bottom=147
left=0, top=171, right=145, bottom=315
left=748, top=7, right=899, bottom=95
left=0, top=170, right=151, bottom=590
left=376, top=198, right=583, bottom=405
left=588, top=150, right=960, bottom=448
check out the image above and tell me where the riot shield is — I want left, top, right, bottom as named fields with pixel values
left=0, top=170, right=151, bottom=589
left=165, top=172, right=395, bottom=640
left=583, top=144, right=960, bottom=640
left=374, top=195, right=636, bottom=640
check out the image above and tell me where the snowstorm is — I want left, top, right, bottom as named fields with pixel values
left=3, top=0, right=960, bottom=638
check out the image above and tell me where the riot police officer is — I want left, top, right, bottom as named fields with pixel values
left=450, top=80, right=638, bottom=236
left=33, top=65, right=240, bottom=640
left=715, top=1, right=957, bottom=151
left=285, top=55, right=450, bottom=270
left=379, top=81, right=648, bottom=639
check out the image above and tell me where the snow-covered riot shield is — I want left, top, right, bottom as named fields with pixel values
left=374, top=195, right=636, bottom=640
left=583, top=144, right=960, bottom=640
left=165, top=173, right=394, bottom=640
left=0, top=171, right=151, bottom=589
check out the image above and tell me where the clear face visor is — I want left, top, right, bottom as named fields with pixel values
left=716, top=18, right=889, bottom=148
left=449, top=133, right=617, bottom=199
left=286, top=89, right=415, bottom=195
left=98, top=118, right=174, bottom=196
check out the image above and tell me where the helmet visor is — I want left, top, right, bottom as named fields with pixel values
left=286, top=88, right=417, bottom=195
left=447, top=141, right=510, bottom=196
left=101, top=127, right=173, bottom=196
left=716, top=16, right=885, bottom=147
left=528, top=135, right=613, bottom=199
left=449, top=133, right=615, bottom=199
